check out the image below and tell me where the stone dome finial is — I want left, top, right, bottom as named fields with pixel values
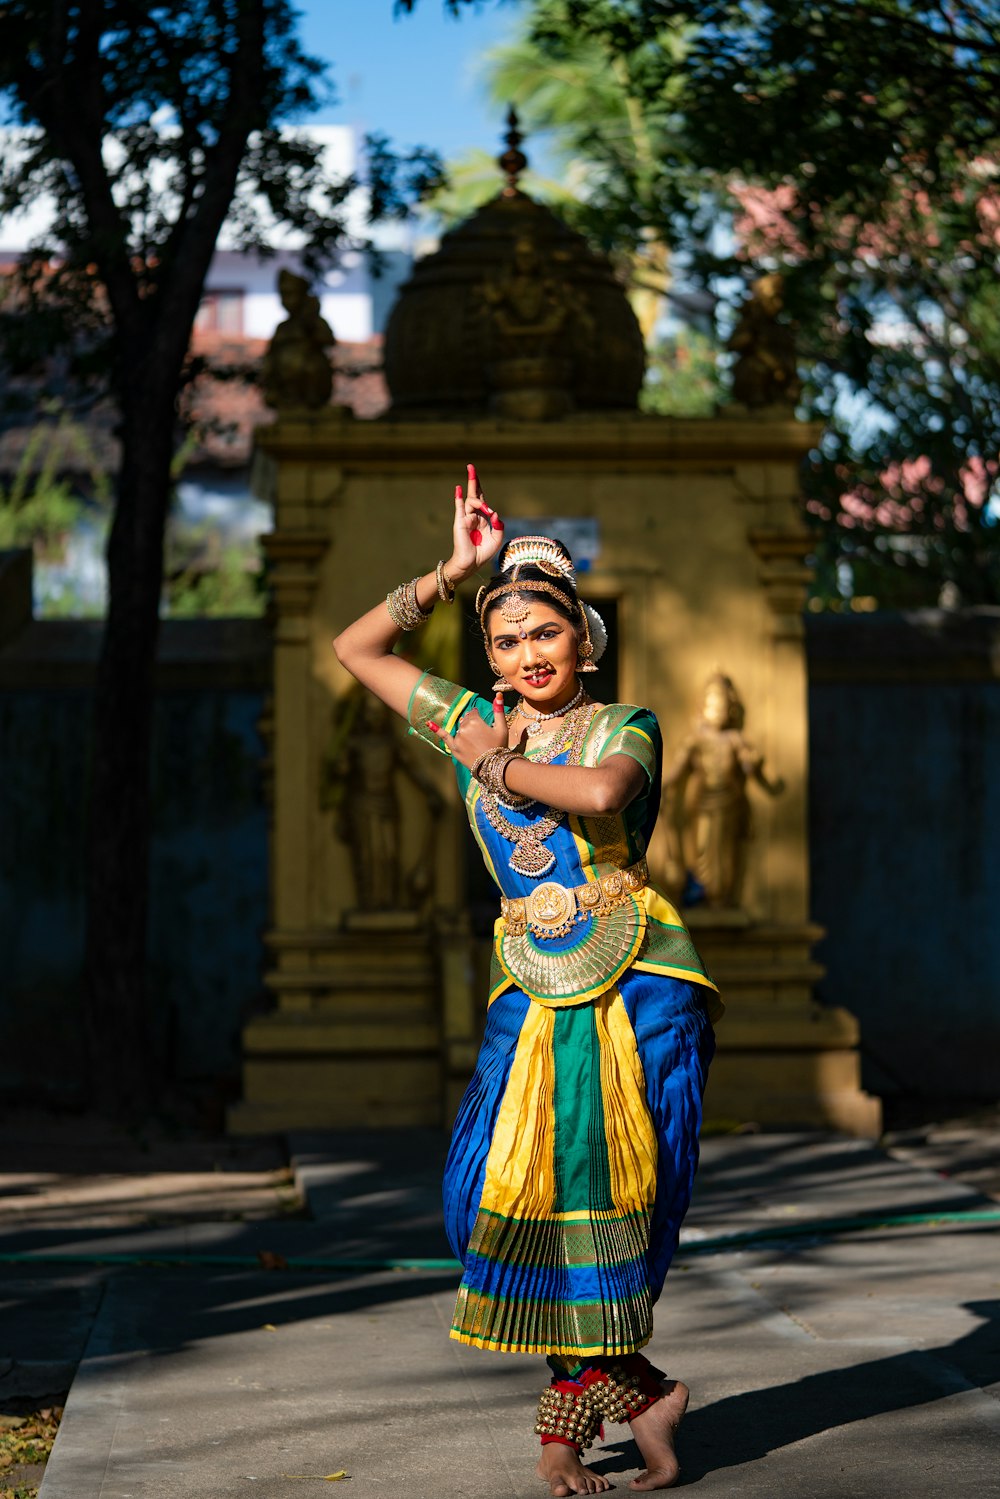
left=498, top=106, right=528, bottom=197
left=383, top=113, right=645, bottom=420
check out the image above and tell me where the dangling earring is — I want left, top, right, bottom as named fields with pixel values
left=488, top=654, right=510, bottom=692
left=577, top=640, right=598, bottom=674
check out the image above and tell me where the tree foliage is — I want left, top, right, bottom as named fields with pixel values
left=423, top=15, right=688, bottom=341
left=0, top=1, right=439, bottom=1111
left=408, top=0, right=1000, bottom=605
left=2, top=4, right=338, bottom=388
left=165, top=537, right=266, bottom=617
left=0, top=408, right=110, bottom=558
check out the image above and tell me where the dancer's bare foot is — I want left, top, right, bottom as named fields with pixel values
left=536, top=1443, right=613, bottom=1496
left=628, top=1379, right=689, bottom=1491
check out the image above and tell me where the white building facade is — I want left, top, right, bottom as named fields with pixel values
left=0, top=124, right=412, bottom=615
left=0, top=124, right=411, bottom=345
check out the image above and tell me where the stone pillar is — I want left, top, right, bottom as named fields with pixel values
left=229, top=424, right=448, bottom=1132
left=692, top=509, right=881, bottom=1136
left=263, top=528, right=329, bottom=962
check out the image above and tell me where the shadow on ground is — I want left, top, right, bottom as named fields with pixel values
left=590, top=1300, right=1000, bottom=1485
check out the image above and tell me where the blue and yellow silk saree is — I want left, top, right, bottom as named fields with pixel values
left=408, top=673, right=722, bottom=1360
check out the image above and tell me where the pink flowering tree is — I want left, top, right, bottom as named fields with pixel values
left=729, top=158, right=1000, bottom=604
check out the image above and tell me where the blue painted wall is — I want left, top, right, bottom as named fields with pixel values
left=147, top=691, right=269, bottom=1082
left=0, top=615, right=270, bottom=1105
left=0, top=688, right=90, bottom=1100
left=808, top=610, right=1000, bottom=1106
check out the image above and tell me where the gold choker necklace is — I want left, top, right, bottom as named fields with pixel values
left=515, top=683, right=586, bottom=738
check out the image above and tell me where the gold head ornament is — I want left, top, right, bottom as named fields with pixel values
left=477, top=576, right=580, bottom=628
left=476, top=537, right=577, bottom=630
left=475, top=534, right=606, bottom=679
left=499, top=534, right=576, bottom=585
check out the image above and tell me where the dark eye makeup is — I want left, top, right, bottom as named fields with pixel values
left=492, top=625, right=563, bottom=650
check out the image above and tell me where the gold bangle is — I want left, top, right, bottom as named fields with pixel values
left=472, top=745, right=517, bottom=793
left=406, top=576, right=431, bottom=626
left=436, top=559, right=456, bottom=604
left=472, top=745, right=531, bottom=807
left=386, top=576, right=433, bottom=632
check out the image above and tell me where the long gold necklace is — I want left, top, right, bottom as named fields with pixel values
left=477, top=700, right=598, bottom=878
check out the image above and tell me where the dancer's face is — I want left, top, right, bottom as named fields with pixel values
left=487, top=602, right=581, bottom=709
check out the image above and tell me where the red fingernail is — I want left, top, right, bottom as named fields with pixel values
left=468, top=462, right=477, bottom=477
left=428, top=721, right=439, bottom=732
left=454, top=485, right=463, bottom=499
left=492, top=516, right=504, bottom=531
left=470, top=528, right=482, bottom=545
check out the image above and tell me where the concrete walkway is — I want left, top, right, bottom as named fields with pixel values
left=0, top=1128, right=997, bottom=1497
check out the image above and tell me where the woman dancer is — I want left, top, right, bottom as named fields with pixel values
left=333, top=466, right=722, bottom=1496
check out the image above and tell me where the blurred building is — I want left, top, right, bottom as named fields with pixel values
left=0, top=124, right=407, bottom=347
left=0, top=124, right=398, bottom=614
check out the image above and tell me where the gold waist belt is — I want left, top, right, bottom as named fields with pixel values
left=500, top=857, right=649, bottom=941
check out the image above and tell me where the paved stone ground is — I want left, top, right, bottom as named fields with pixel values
left=884, top=1109, right=1000, bottom=1203
left=0, top=1123, right=996, bottom=1498
left=0, top=1109, right=297, bottom=1232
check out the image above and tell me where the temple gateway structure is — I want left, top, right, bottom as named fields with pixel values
left=229, top=122, right=880, bottom=1138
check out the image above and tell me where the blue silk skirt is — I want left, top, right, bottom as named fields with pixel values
left=443, top=971, right=715, bottom=1358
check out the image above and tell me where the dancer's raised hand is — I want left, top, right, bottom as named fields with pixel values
left=449, top=462, right=504, bottom=580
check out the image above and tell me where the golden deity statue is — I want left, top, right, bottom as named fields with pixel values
left=320, top=690, right=444, bottom=913
left=261, top=269, right=335, bottom=410
left=480, top=233, right=587, bottom=419
left=483, top=234, right=573, bottom=351
left=728, top=272, right=801, bottom=409
left=664, top=672, right=785, bottom=910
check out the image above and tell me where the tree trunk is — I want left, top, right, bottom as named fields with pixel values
left=83, top=393, right=176, bottom=1116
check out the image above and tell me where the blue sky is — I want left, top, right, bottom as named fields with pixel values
left=296, top=0, right=523, bottom=166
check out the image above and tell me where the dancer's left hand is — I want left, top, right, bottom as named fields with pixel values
left=428, top=693, right=509, bottom=767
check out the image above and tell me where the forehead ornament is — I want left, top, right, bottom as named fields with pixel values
left=500, top=591, right=531, bottom=625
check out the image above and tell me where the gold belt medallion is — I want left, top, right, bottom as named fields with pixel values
left=523, top=881, right=577, bottom=936
left=501, top=858, right=649, bottom=939
left=496, top=868, right=649, bottom=1007
left=497, top=895, right=645, bottom=1006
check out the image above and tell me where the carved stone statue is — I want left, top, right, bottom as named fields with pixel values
left=663, top=672, right=785, bottom=909
left=728, top=273, right=801, bottom=409
left=320, top=690, right=443, bottom=912
left=480, top=233, right=585, bottom=420
left=483, top=234, right=572, bottom=351
left=261, top=269, right=335, bottom=410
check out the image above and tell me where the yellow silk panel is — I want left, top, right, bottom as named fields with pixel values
left=476, top=987, right=657, bottom=1224
left=480, top=1002, right=556, bottom=1220
left=595, top=989, right=658, bottom=1215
